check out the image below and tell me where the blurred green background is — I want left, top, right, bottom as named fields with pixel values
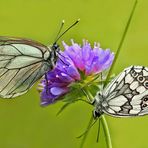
left=0, top=0, right=147, bottom=148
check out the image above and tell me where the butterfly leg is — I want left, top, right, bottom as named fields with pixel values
left=45, top=73, right=50, bottom=95
left=96, top=118, right=101, bottom=143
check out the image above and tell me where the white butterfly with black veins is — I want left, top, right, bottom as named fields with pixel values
left=0, top=20, right=80, bottom=99
left=93, top=66, right=148, bottom=118
left=0, top=36, right=60, bottom=98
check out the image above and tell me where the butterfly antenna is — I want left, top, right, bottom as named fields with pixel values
left=54, top=20, right=65, bottom=44
left=96, top=118, right=101, bottom=142
left=54, top=19, right=80, bottom=44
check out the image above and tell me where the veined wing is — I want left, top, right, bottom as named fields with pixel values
left=0, top=36, right=49, bottom=49
left=102, top=66, right=148, bottom=117
left=0, top=36, right=51, bottom=98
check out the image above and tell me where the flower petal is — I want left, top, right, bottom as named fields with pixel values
left=50, top=87, right=68, bottom=96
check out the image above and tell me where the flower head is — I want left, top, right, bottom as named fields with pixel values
left=39, top=40, right=114, bottom=106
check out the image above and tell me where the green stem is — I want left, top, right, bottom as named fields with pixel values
left=79, top=115, right=94, bottom=148
left=101, top=115, right=112, bottom=148
left=102, top=1, right=137, bottom=147
left=104, top=0, right=137, bottom=87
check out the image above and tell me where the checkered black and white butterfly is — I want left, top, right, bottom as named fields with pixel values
left=0, top=20, right=80, bottom=99
left=93, top=66, right=148, bottom=118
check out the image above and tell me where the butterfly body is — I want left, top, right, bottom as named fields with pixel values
left=0, top=37, right=60, bottom=98
left=94, top=66, right=148, bottom=118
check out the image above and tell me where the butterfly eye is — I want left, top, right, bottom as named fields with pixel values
left=144, top=80, right=148, bottom=88
left=137, top=75, right=145, bottom=82
left=93, top=110, right=101, bottom=118
left=131, top=70, right=138, bottom=78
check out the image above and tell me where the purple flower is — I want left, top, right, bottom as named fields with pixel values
left=39, top=40, right=114, bottom=106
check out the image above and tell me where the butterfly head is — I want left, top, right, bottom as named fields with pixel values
left=47, top=43, right=60, bottom=69
left=52, top=43, right=60, bottom=54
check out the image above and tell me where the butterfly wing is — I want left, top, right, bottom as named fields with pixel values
left=0, top=36, right=51, bottom=98
left=102, top=66, right=148, bottom=117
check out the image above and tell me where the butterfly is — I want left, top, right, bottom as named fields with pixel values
left=93, top=66, right=148, bottom=118
left=0, top=36, right=61, bottom=98
left=0, top=20, right=80, bottom=99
